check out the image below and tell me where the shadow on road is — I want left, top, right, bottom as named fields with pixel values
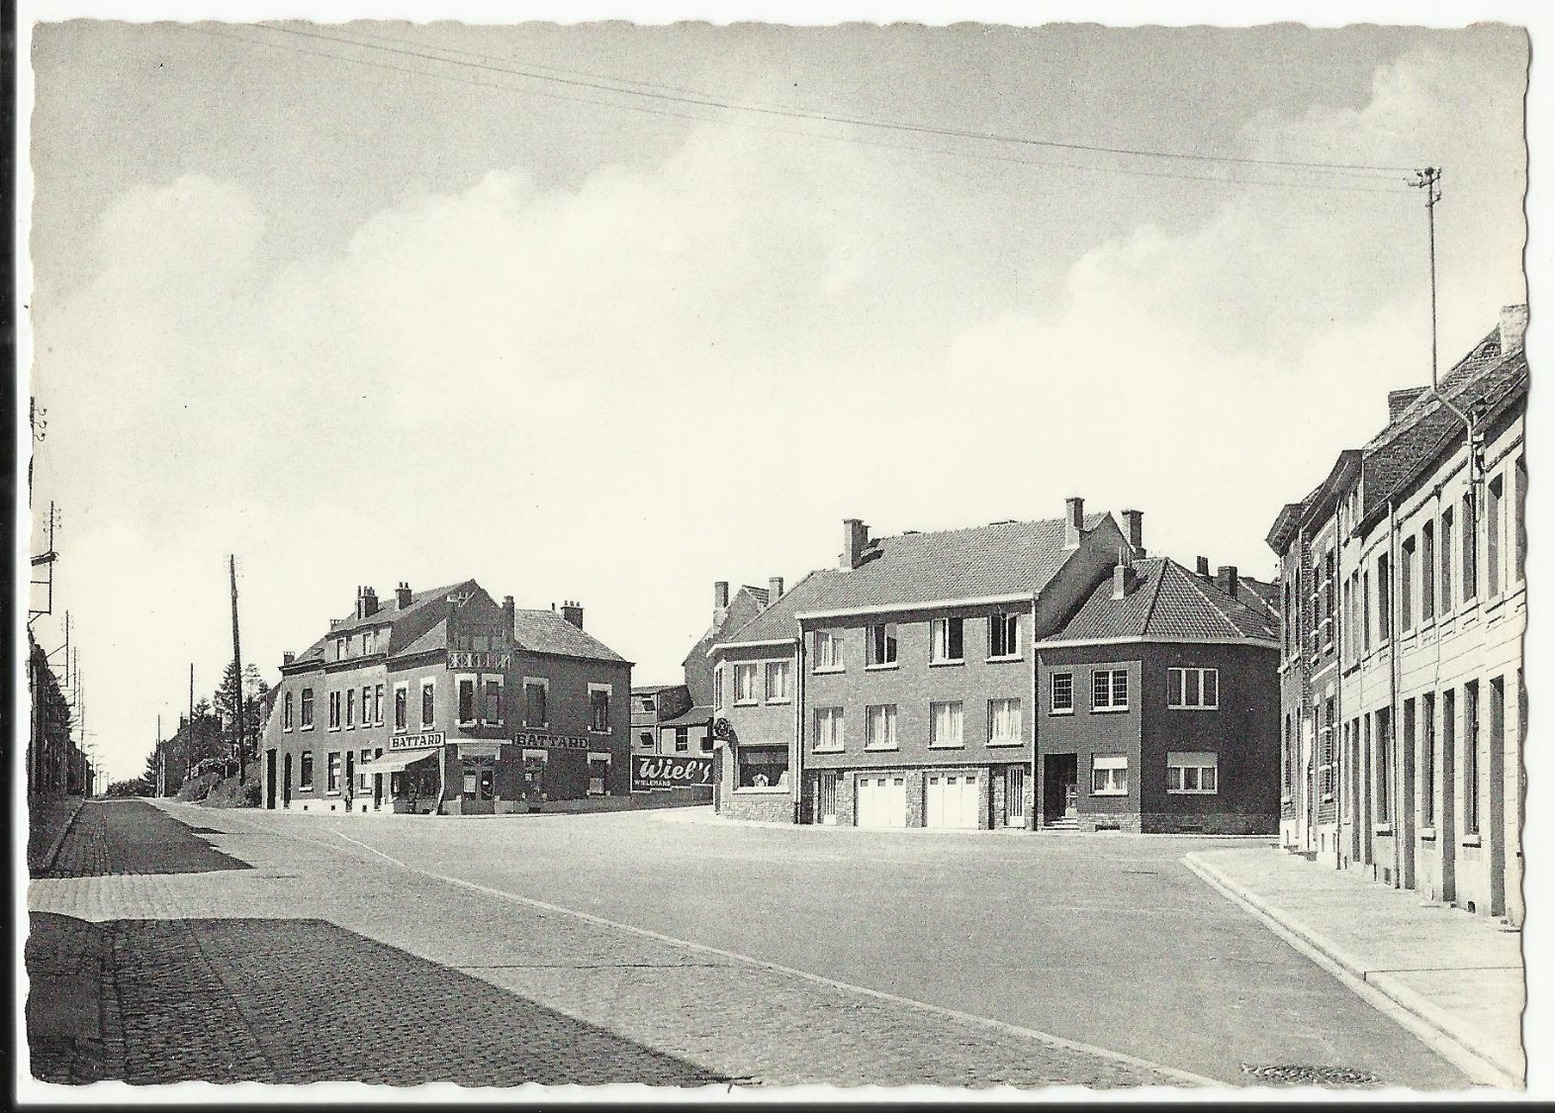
left=33, top=799, right=254, bottom=879
left=27, top=912, right=725, bottom=1087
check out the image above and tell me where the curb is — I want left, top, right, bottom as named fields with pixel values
left=1182, top=852, right=1522, bottom=1090
left=32, top=796, right=86, bottom=876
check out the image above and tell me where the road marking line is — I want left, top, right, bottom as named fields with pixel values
left=307, top=820, right=1216, bottom=1087
left=1181, top=853, right=1520, bottom=1090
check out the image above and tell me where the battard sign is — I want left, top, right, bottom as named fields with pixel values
left=630, top=754, right=713, bottom=792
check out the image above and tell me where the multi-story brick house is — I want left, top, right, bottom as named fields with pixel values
left=1034, top=556, right=1280, bottom=833
left=261, top=580, right=632, bottom=816
left=682, top=581, right=772, bottom=707
left=708, top=499, right=1136, bottom=827
left=1268, top=305, right=1528, bottom=925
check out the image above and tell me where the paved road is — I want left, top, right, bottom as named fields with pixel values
left=25, top=800, right=1470, bottom=1090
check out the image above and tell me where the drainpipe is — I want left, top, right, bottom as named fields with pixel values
left=1388, top=497, right=1402, bottom=888
left=1031, top=596, right=1040, bottom=831
left=793, top=632, right=805, bottom=825
left=1334, top=519, right=1344, bottom=872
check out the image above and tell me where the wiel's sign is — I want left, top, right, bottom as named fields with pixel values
left=630, top=754, right=713, bottom=792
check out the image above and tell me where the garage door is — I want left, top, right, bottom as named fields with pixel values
left=856, top=774, right=906, bottom=828
left=925, top=773, right=980, bottom=830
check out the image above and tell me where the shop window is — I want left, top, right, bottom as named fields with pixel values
left=930, top=617, right=964, bottom=663
left=524, top=679, right=548, bottom=727
left=1091, top=754, right=1128, bottom=795
left=300, top=687, right=314, bottom=730
left=1050, top=672, right=1073, bottom=714
left=299, top=751, right=314, bottom=789
left=736, top=744, right=789, bottom=789
left=989, top=612, right=1020, bottom=659
left=1167, top=752, right=1218, bottom=794
left=589, top=685, right=612, bottom=733
left=866, top=622, right=898, bottom=667
left=462, top=757, right=495, bottom=801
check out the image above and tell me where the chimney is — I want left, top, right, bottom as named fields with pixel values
left=282, top=650, right=295, bottom=666
left=1063, top=497, right=1085, bottom=548
left=769, top=576, right=784, bottom=603
left=362, top=585, right=379, bottom=617
left=713, top=581, right=730, bottom=629
left=1387, top=387, right=1427, bottom=423
left=1121, top=509, right=1145, bottom=559
left=841, top=519, right=870, bottom=570
left=396, top=581, right=412, bottom=609
left=502, top=594, right=515, bottom=635
left=561, top=600, right=584, bottom=629
left=1196, top=556, right=1210, bottom=577
left=1499, top=304, right=1528, bottom=355
left=1111, top=557, right=1137, bottom=601
left=1216, top=565, right=1239, bottom=597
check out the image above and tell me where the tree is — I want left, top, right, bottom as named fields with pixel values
left=213, top=661, right=269, bottom=770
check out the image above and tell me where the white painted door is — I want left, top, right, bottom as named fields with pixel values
left=856, top=774, right=906, bottom=828
left=925, top=773, right=980, bottom=829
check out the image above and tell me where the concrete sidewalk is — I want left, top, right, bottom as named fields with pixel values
left=1185, top=846, right=1524, bottom=1089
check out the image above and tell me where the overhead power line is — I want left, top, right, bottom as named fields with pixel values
left=186, top=22, right=1415, bottom=195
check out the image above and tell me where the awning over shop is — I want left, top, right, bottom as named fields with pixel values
left=359, top=750, right=438, bottom=775
left=457, top=741, right=502, bottom=759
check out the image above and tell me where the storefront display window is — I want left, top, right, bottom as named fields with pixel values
left=737, top=745, right=789, bottom=789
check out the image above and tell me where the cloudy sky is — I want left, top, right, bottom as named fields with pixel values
left=22, top=11, right=1529, bottom=780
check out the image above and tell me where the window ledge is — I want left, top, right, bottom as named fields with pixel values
left=1167, top=705, right=1220, bottom=712
left=812, top=747, right=845, bottom=755
left=588, top=729, right=612, bottom=735
left=1091, top=706, right=1130, bottom=714
left=1048, top=708, right=1074, bottom=716
left=864, top=663, right=900, bottom=672
left=986, top=655, right=1023, bottom=664
left=1420, top=827, right=1437, bottom=841
left=1167, top=789, right=1219, bottom=796
left=300, top=725, right=315, bottom=732
left=733, top=786, right=790, bottom=795
left=733, top=700, right=760, bottom=707
left=929, top=659, right=966, bottom=668
left=1462, top=834, right=1483, bottom=848
left=1281, top=794, right=1293, bottom=804
left=765, top=697, right=792, bottom=705
left=812, top=666, right=845, bottom=675
left=927, top=743, right=965, bottom=750
left=1092, top=790, right=1128, bottom=798
left=985, top=739, right=1024, bottom=747
left=863, top=745, right=899, bottom=753
left=1374, top=823, right=1394, bottom=837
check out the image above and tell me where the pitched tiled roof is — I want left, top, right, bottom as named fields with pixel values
left=512, top=608, right=629, bottom=663
left=719, top=514, right=1112, bottom=646
left=660, top=704, right=714, bottom=728
left=1042, top=559, right=1277, bottom=645
left=288, top=580, right=474, bottom=666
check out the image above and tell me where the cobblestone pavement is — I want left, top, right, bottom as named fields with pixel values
left=38, top=799, right=250, bottom=879
left=26, top=800, right=1198, bottom=1090
left=27, top=795, right=84, bottom=875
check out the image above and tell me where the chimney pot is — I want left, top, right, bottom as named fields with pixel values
left=1063, top=497, right=1085, bottom=548
left=769, top=576, right=784, bottom=602
left=282, top=650, right=295, bottom=666
left=561, top=601, right=584, bottom=629
left=1499, top=304, right=1528, bottom=355
left=1196, top=556, right=1210, bottom=577
left=396, top=582, right=412, bottom=609
left=1216, top=565, right=1239, bottom=597
left=1121, top=509, right=1145, bottom=558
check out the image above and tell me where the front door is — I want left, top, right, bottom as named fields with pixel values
left=816, top=772, right=839, bottom=825
left=345, top=751, right=355, bottom=811
left=1042, top=754, right=1078, bottom=826
left=265, top=749, right=277, bottom=810
left=1006, top=765, right=1025, bottom=827
left=373, top=772, right=383, bottom=812
left=282, top=753, right=293, bottom=808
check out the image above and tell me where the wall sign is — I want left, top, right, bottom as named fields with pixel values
left=447, top=650, right=512, bottom=670
left=514, top=731, right=592, bottom=750
left=631, top=754, right=713, bottom=792
left=388, top=731, right=446, bottom=752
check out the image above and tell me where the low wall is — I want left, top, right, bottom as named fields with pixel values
left=722, top=788, right=794, bottom=824
left=1142, top=811, right=1276, bottom=835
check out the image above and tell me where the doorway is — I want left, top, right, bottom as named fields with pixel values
left=1042, top=753, right=1078, bottom=827
left=283, top=753, right=293, bottom=809
left=265, top=749, right=277, bottom=810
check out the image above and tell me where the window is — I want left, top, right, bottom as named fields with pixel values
left=866, top=622, right=898, bottom=667
left=988, top=698, right=1021, bottom=744
left=1282, top=714, right=1292, bottom=797
left=363, top=629, right=375, bottom=655
left=929, top=700, right=963, bottom=747
left=713, top=665, right=725, bottom=711
left=814, top=707, right=845, bottom=752
left=1362, top=568, right=1371, bottom=653
left=674, top=727, right=689, bottom=753
left=1375, top=711, right=1392, bottom=824
left=1323, top=549, right=1336, bottom=648
left=639, top=731, right=654, bottom=750
left=1400, top=536, right=1415, bottom=631
left=1091, top=754, right=1128, bottom=795
left=336, top=637, right=347, bottom=661
left=865, top=704, right=898, bottom=750
left=1168, top=668, right=1219, bottom=709
left=736, top=744, right=788, bottom=789
left=483, top=677, right=502, bottom=726
left=1050, top=672, right=1074, bottom=714
left=456, top=677, right=476, bottom=724
left=1440, top=507, right=1454, bottom=609
left=393, top=683, right=407, bottom=732
left=1462, top=492, right=1477, bottom=601
left=1320, top=698, right=1336, bottom=798
left=764, top=660, right=792, bottom=702
left=1167, top=752, right=1218, bottom=794
left=1515, top=456, right=1526, bottom=583
left=1282, top=580, right=1292, bottom=658
left=524, top=679, right=548, bottom=727
left=701, top=731, right=713, bottom=753
left=299, top=751, right=314, bottom=789
left=1464, top=681, right=1480, bottom=835
left=930, top=617, right=964, bottom=663
left=328, top=691, right=341, bottom=731
left=1092, top=668, right=1128, bottom=711
left=327, top=751, right=342, bottom=794
left=346, top=688, right=355, bottom=729
left=1421, top=692, right=1436, bottom=827
left=1421, top=522, right=1435, bottom=621
left=1487, top=474, right=1503, bottom=598
left=589, top=685, right=611, bottom=733
left=734, top=663, right=760, bottom=704
left=283, top=691, right=294, bottom=731
left=989, top=611, right=1020, bottom=659
left=420, top=680, right=435, bottom=729
left=362, top=685, right=372, bottom=727
left=814, top=630, right=843, bottom=671
left=358, top=748, right=373, bottom=792
left=1376, top=554, right=1391, bottom=642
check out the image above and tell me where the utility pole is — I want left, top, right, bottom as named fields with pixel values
left=157, top=715, right=164, bottom=797
left=1411, top=167, right=1443, bottom=389
left=230, top=555, right=246, bottom=784
left=189, top=663, right=196, bottom=785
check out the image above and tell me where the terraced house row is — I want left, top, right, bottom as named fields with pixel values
left=706, top=499, right=1282, bottom=833
left=1268, top=304, right=1528, bottom=926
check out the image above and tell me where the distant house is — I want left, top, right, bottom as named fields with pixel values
left=631, top=684, right=713, bottom=758
left=260, top=581, right=632, bottom=816
left=682, top=581, right=771, bottom=707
